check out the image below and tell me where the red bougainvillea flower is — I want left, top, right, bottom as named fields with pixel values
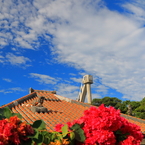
left=0, top=116, right=34, bottom=145
left=55, top=124, right=64, bottom=132
left=9, top=115, right=21, bottom=125
left=55, top=104, right=143, bottom=145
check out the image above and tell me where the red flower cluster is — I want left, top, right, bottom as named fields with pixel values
left=55, top=104, right=143, bottom=145
left=0, top=116, right=34, bottom=145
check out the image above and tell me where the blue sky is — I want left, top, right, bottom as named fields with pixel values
left=1, top=0, right=145, bottom=105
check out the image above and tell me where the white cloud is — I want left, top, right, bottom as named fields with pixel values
left=1, top=0, right=145, bottom=100
left=6, top=53, right=31, bottom=66
left=69, top=73, right=77, bottom=76
left=122, top=0, right=145, bottom=23
left=3, top=78, right=12, bottom=82
left=0, top=55, right=4, bottom=63
left=0, top=87, right=25, bottom=94
left=9, top=87, right=25, bottom=92
left=0, top=89, right=5, bottom=93
left=70, top=77, right=82, bottom=83
left=0, top=0, right=39, bottom=49
left=0, top=53, right=31, bottom=67
left=29, top=73, right=58, bottom=85
left=56, top=83, right=79, bottom=100
left=38, top=0, right=145, bottom=101
left=92, top=93, right=102, bottom=99
left=96, top=85, right=109, bottom=94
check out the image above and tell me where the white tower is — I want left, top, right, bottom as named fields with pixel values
left=78, top=75, right=93, bottom=104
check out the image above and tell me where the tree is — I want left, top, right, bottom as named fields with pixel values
left=102, top=96, right=122, bottom=109
left=91, top=98, right=102, bottom=106
left=134, top=98, right=145, bottom=119
left=119, top=100, right=131, bottom=114
left=130, top=101, right=140, bottom=110
left=92, top=96, right=122, bottom=109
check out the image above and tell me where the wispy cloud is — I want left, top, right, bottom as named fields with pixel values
left=92, top=93, right=102, bottom=99
left=122, top=0, right=145, bottom=23
left=9, top=87, right=25, bottom=92
left=29, top=73, right=58, bottom=85
left=0, top=87, right=25, bottom=94
left=56, top=83, right=79, bottom=100
left=1, top=0, right=145, bottom=100
left=0, top=53, right=31, bottom=67
left=96, top=85, right=109, bottom=94
left=0, top=55, right=5, bottom=63
left=70, top=77, right=82, bottom=83
left=38, top=0, right=144, bottom=101
left=2, top=78, right=12, bottom=82
left=6, top=53, right=31, bottom=66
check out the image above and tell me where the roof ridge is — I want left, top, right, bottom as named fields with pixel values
left=121, top=113, right=145, bottom=123
left=55, top=94, right=72, bottom=103
left=54, top=94, right=92, bottom=107
left=29, top=88, right=56, bottom=94
left=0, top=92, right=36, bottom=109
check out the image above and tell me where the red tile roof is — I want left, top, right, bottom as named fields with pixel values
left=1, top=89, right=145, bottom=135
left=0, top=89, right=90, bottom=131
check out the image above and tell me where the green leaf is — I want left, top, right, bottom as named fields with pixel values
left=70, top=124, right=85, bottom=142
left=33, top=129, right=39, bottom=139
left=41, top=131, right=51, bottom=144
left=0, top=109, right=4, bottom=115
left=3, top=107, right=12, bottom=118
left=70, top=132, right=75, bottom=140
left=71, top=124, right=81, bottom=130
left=32, top=120, right=46, bottom=130
left=56, top=132, right=63, bottom=140
left=41, top=131, right=49, bottom=136
left=11, top=113, right=22, bottom=119
left=51, top=132, right=57, bottom=141
left=114, top=130, right=130, bottom=142
left=74, top=128, right=85, bottom=142
left=61, top=124, right=68, bottom=137
left=43, top=136, right=50, bottom=144
left=33, top=133, right=43, bottom=144
left=0, top=107, right=22, bottom=120
left=28, top=129, right=39, bottom=139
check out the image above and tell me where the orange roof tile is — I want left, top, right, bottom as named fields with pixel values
left=1, top=89, right=145, bottom=135
left=0, top=89, right=90, bottom=131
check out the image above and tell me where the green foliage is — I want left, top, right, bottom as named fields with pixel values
left=71, top=124, right=85, bottom=142
left=32, top=120, right=46, bottom=130
left=92, top=96, right=122, bottom=109
left=130, top=101, right=140, bottom=110
left=61, top=124, right=68, bottom=137
left=102, top=97, right=122, bottom=109
left=119, top=103, right=127, bottom=114
left=141, top=97, right=145, bottom=103
left=91, top=96, right=145, bottom=119
left=0, top=107, right=22, bottom=119
left=28, top=121, right=86, bottom=144
left=119, top=100, right=131, bottom=114
left=91, top=98, right=102, bottom=106
left=114, top=130, right=130, bottom=142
